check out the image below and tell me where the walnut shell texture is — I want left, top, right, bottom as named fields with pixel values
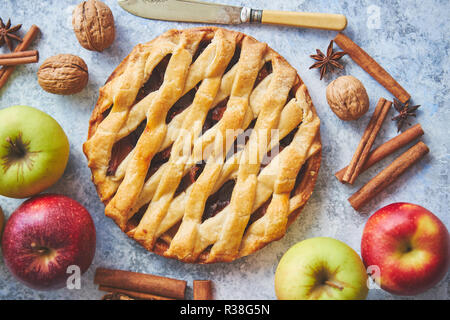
left=72, top=0, right=115, bottom=52
left=37, top=54, right=89, bottom=95
left=326, top=75, right=369, bottom=121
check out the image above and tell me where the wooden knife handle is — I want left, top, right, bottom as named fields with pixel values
left=260, top=10, right=347, bottom=31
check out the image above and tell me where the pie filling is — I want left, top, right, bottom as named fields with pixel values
left=203, top=180, right=236, bottom=222
left=107, top=121, right=146, bottom=176
left=136, top=54, right=171, bottom=103
left=105, top=39, right=307, bottom=237
left=192, top=40, right=212, bottom=63
left=254, top=61, right=272, bottom=88
left=166, top=85, right=199, bottom=124
left=202, top=98, right=228, bottom=133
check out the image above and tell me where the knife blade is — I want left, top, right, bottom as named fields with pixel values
left=118, top=0, right=347, bottom=31
left=118, top=0, right=243, bottom=25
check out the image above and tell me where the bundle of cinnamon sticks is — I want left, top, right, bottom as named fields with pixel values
left=95, top=267, right=213, bottom=300
left=0, top=24, right=39, bottom=90
left=336, top=98, right=429, bottom=211
left=0, top=50, right=38, bottom=66
left=341, top=98, right=392, bottom=185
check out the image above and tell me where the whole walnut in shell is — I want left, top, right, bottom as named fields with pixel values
left=72, top=0, right=115, bottom=52
left=37, top=54, right=88, bottom=95
left=326, top=75, right=369, bottom=121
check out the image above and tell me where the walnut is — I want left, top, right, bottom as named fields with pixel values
left=37, top=54, right=89, bottom=95
left=72, top=0, right=115, bottom=52
left=326, top=75, right=369, bottom=121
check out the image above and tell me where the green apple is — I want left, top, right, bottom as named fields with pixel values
left=275, top=237, right=368, bottom=300
left=0, top=105, right=69, bottom=198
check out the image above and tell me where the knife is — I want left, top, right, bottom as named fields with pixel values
left=118, top=0, right=347, bottom=31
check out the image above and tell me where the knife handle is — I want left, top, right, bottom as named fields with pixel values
left=258, top=10, right=347, bottom=31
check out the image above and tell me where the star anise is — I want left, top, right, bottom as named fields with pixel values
left=309, top=40, right=346, bottom=80
left=0, top=18, right=22, bottom=51
left=392, top=98, right=421, bottom=132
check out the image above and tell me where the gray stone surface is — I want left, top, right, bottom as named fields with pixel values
left=0, top=0, right=448, bottom=300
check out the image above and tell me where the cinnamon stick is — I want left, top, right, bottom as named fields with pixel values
left=334, top=33, right=410, bottom=104
left=94, top=267, right=186, bottom=300
left=336, top=123, right=424, bottom=182
left=0, top=50, right=39, bottom=66
left=348, top=141, right=429, bottom=211
left=0, top=25, right=40, bottom=90
left=98, top=285, right=175, bottom=300
left=343, top=98, right=392, bottom=184
left=193, top=280, right=213, bottom=300
left=0, top=50, right=38, bottom=59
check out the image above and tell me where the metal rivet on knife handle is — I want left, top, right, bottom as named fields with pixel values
left=250, top=9, right=263, bottom=23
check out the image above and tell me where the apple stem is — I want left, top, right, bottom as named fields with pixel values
left=6, top=137, right=25, bottom=157
left=325, top=280, right=344, bottom=291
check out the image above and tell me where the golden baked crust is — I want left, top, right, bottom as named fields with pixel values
left=83, top=27, right=321, bottom=263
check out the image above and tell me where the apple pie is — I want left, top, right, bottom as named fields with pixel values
left=83, top=27, right=321, bottom=263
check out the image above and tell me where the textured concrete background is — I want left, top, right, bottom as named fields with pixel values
left=0, top=0, right=448, bottom=300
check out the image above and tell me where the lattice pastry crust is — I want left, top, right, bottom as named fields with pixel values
left=84, top=27, right=321, bottom=263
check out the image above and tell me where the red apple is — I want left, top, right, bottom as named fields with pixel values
left=361, top=202, right=449, bottom=295
left=1, top=194, right=96, bottom=290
